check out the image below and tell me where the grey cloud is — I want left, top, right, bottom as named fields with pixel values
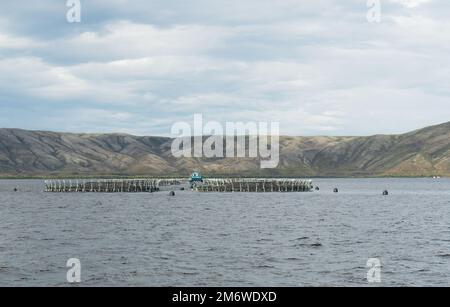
left=0, top=0, right=449, bottom=136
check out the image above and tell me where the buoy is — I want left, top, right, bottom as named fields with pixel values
left=169, top=191, right=175, bottom=196
left=383, top=190, right=389, bottom=196
left=13, top=188, right=18, bottom=192
left=333, top=188, right=339, bottom=193
left=180, top=187, right=185, bottom=191
left=315, top=186, right=320, bottom=191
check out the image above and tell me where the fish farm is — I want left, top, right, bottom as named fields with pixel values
left=44, top=173, right=313, bottom=193
left=44, top=179, right=183, bottom=193
left=196, top=178, right=313, bottom=193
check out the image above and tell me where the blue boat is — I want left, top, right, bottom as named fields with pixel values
left=190, top=171, right=203, bottom=183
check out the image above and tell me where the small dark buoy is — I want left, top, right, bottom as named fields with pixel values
left=333, top=188, right=339, bottom=193
left=180, top=187, right=185, bottom=191
left=13, top=188, right=18, bottom=192
left=315, top=186, right=320, bottom=191
left=383, top=190, right=389, bottom=196
left=169, top=191, right=175, bottom=196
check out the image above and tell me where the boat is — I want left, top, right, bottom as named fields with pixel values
left=189, top=171, right=204, bottom=183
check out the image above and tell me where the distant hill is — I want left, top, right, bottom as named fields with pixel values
left=0, top=122, right=449, bottom=177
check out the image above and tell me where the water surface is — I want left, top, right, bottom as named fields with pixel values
left=0, top=178, right=449, bottom=286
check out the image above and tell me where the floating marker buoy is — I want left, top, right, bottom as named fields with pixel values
left=315, top=186, right=320, bottom=191
left=180, top=187, right=185, bottom=191
left=13, top=188, right=18, bottom=192
left=169, top=191, right=175, bottom=196
left=333, top=188, right=339, bottom=193
left=383, top=190, right=389, bottom=196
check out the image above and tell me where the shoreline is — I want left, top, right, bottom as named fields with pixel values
left=0, top=175, right=447, bottom=180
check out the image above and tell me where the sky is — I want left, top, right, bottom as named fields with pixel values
left=0, top=0, right=449, bottom=136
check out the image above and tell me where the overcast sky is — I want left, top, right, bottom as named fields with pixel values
left=0, top=0, right=449, bottom=136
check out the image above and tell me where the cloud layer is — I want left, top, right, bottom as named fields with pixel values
left=0, top=0, right=449, bottom=136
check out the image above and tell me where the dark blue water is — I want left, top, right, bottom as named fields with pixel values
left=1, top=178, right=450, bottom=286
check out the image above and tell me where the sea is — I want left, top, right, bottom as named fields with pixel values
left=0, top=178, right=449, bottom=287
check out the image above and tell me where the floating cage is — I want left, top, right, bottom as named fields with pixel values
left=44, top=179, right=184, bottom=193
left=44, top=178, right=313, bottom=193
left=196, top=178, right=313, bottom=193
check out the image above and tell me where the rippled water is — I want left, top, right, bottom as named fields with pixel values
left=1, top=178, right=450, bottom=287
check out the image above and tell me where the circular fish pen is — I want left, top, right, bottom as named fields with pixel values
left=195, top=178, right=313, bottom=193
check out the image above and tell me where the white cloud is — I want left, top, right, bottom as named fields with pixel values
left=56, top=21, right=233, bottom=61
left=0, top=1, right=449, bottom=135
left=0, top=33, right=38, bottom=49
left=389, top=0, right=431, bottom=8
